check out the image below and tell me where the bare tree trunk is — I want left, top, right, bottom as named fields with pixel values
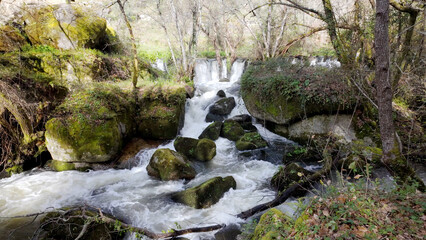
left=189, top=0, right=200, bottom=60
left=375, top=0, right=425, bottom=191
left=156, top=0, right=178, bottom=69
left=169, top=0, right=188, bottom=73
left=117, top=0, right=139, bottom=88
left=271, top=9, right=288, bottom=57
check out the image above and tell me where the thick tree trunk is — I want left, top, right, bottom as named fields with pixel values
left=117, top=0, right=139, bottom=88
left=322, top=0, right=348, bottom=65
left=375, top=0, right=425, bottom=191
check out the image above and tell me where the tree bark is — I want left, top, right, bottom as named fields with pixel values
left=117, top=0, right=139, bottom=88
left=375, top=0, right=425, bottom=191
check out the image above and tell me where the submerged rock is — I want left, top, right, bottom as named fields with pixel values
left=198, top=121, right=223, bottom=140
left=174, top=137, right=216, bottom=161
left=221, top=120, right=245, bottom=141
left=252, top=208, right=293, bottom=240
left=172, top=176, right=236, bottom=209
left=236, top=132, right=268, bottom=151
left=147, top=149, right=196, bottom=181
left=271, top=163, right=314, bottom=195
left=219, top=78, right=230, bottom=82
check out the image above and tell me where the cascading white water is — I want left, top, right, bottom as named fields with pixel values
left=0, top=59, right=295, bottom=240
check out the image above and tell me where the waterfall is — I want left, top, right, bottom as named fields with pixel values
left=0, top=59, right=296, bottom=240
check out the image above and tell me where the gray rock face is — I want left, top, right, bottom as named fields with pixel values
left=230, top=114, right=256, bottom=131
left=210, top=97, right=236, bottom=115
left=171, top=176, right=236, bottom=209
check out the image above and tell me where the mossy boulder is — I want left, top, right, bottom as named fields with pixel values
left=146, top=148, right=196, bottom=181
left=23, top=5, right=119, bottom=52
left=174, top=137, right=199, bottom=159
left=195, top=138, right=216, bottom=161
left=236, top=132, right=268, bottom=151
left=221, top=120, right=245, bottom=141
left=282, top=146, right=321, bottom=164
left=137, top=85, right=186, bottom=140
left=0, top=25, right=27, bottom=52
left=45, top=85, right=135, bottom=165
left=41, top=207, right=123, bottom=240
left=252, top=208, right=293, bottom=240
left=271, top=163, right=314, bottom=195
left=241, top=59, right=357, bottom=125
left=198, top=121, right=223, bottom=140
left=174, top=137, right=216, bottom=161
left=172, top=176, right=236, bottom=209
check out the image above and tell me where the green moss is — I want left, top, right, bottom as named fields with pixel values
left=236, top=132, right=267, bottom=151
left=5, top=165, right=23, bottom=176
left=0, top=25, right=27, bottom=52
left=241, top=58, right=358, bottom=124
left=146, top=148, right=196, bottom=181
left=172, top=176, right=236, bottom=209
left=271, top=163, right=313, bottom=195
left=195, top=139, right=216, bottom=161
left=252, top=209, right=293, bottom=240
left=174, top=137, right=199, bottom=159
left=221, top=120, right=245, bottom=141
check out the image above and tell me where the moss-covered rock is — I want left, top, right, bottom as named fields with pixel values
left=198, top=121, right=223, bottom=140
left=0, top=25, right=27, bottom=52
left=23, top=5, right=119, bottom=52
left=252, top=208, right=293, bottom=240
left=172, top=176, right=236, bottom=209
left=206, top=97, right=236, bottom=122
left=45, top=85, right=135, bottom=165
left=174, top=137, right=216, bottom=161
left=221, top=120, right=245, bottom=141
left=241, top=59, right=357, bottom=125
left=41, top=207, right=123, bottom=240
left=230, top=114, right=257, bottom=132
left=146, top=148, right=196, bottom=181
left=137, top=85, right=186, bottom=140
left=236, top=132, right=267, bottom=151
left=271, top=163, right=314, bottom=195
left=49, top=160, right=91, bottom=172
left=174, top=137, right=199, bottom=159
left=338, top=138, right=382, bottom=172
left=195, top=138, right=216, bottom=161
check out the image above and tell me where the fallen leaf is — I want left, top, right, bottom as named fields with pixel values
left=354, top=226, right=369, bottom=238
left=323, top=209, right=330, bottom=217
left=354, top=174, right=363, bottom=179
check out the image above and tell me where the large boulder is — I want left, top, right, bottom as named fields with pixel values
left=236, top=132, right=268, bottom=151
left=172, top=176, right=236, bottom=209
left=272, top=115, right=357, bottom=144
left=220, top=119, right=245, bottom=141
left=271, top=163, right=314, bottom=195
left=174, top=137, right=216, bottom=161
left=23, top=5, right=120, bottom=52
left=146, top=149, right=196, bottom=181
left=241, top=59, right=357, bottom=125
left=198, top=121, right=223, bottom=140
left=45, top=86, right=135, bottom=164
left=137, top=85, right=186, bottom=140
left=0, top=25, right=27, bottom=52
left=251, top=208, right=293, bottom=240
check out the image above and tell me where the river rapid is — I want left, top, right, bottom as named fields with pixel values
left=0, top=59, right=298, bottom=239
